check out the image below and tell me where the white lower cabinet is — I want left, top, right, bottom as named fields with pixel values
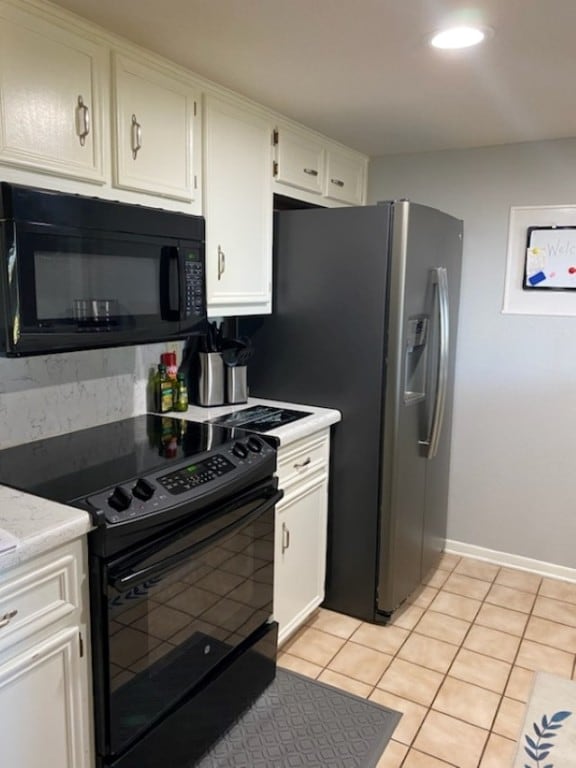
left=274, top=430, right=330, bottom=645
left=0, top=539, right=93, bottom=768
left=0, top=628, right=86, bottom=767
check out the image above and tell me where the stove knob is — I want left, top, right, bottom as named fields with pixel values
left=232, top=442, right=249, bottom=459
left=132, top=478, right=156, bottom=501
left=247, top=437, right=263, bottom=453
left=108, top=486, right=132, bottom=512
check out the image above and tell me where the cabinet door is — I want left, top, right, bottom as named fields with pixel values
left=113, top=53, right=198, bottom=202
left=274, top=125, right=324, bottom=194
left=0, top=4, right=105, bottom=182
left=204, top=95, right=273, bottom=316
left=274, top=473, right=328, bottom=645
left=0, top=627, right=88, bottom=768
left=324, top=148, right=366, bottom=205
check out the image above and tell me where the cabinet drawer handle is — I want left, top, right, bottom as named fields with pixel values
left=294, top=457, right=311, bottom=471
left=330, top=178, right=345, bottom=188
left=131, top=114, right=142, bottom=159
left=0, top=609, right=18, bottom=629
left=217, top=245, right=226, bottom=280
left=281, top=522, right=290, bottom=553
left=75, top=95, right=90, bottom=147
left=303, top=167, right=318, bottom=177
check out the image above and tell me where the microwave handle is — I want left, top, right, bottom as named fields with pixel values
left=159, top=246, right=179, bottom=322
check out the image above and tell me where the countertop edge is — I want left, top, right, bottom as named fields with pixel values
left=166, top=397, right=342, bottom=445
left=0, top=486, right=92, bottom=575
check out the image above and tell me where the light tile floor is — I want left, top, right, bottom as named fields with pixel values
left=278, top=552, right=576, bottom=767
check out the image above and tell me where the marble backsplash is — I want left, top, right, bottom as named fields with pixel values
left=0, top=341, right=186, bottom=450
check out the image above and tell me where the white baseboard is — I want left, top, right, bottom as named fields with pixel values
left=445, top=539, right=576, bottom=583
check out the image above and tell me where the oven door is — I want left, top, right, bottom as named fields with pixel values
left=91, top=479, right=281, bottom=762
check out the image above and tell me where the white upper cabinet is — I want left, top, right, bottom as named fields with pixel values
left=324, top=145, right=366, bottom=205
left=273, top=125, right=324, bottom=194
left=273, top=122, right=367, bottom=207
left=204, top=95, right=273, bottom=316
left=0, top=1, right=105, bottom=183
left=0, top=0, right=367, bottom=220
left=113, top=53, right=199, bottom=202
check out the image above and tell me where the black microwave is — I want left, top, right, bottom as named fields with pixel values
left=0, top=183, right=208, bottom=356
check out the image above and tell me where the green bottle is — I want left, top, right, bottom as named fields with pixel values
left=173, top=372, right=189, bottom=412
left=156, top=364, right=174, bottom=413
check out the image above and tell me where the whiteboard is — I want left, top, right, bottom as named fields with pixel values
left=503, top=204, right=576, bottom=315
left=525, top=227, right=576, bottom=289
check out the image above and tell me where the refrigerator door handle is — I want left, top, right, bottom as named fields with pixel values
left=420, top=266, right=449, bottom=459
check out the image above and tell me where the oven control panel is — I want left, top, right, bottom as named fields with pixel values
left=157, top=455, right=235, bottom=495
left=85, top=435, right=275, bottom=525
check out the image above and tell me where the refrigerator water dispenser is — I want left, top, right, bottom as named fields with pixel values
left=404, top=316, right=428, bottom=405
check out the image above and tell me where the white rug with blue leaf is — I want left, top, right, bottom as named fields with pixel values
left=513, top=672, right=576, bottom=767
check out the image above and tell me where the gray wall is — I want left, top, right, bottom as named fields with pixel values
left=368, top=138, right=576, bottom=567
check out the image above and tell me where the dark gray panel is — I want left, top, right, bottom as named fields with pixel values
left=245, top=205, right=391, bottom=621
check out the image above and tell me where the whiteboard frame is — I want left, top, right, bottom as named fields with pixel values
left=503, top=204, right=576, bottom=316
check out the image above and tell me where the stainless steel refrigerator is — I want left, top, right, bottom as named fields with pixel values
left=242, top=201, right=463, bottom=623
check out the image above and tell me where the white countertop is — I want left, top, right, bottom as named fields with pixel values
left=0, top=397, right=340, bottom=575
left=169, top=397, right=342, bottom=445
left=0, top=485, right=91, bottom=573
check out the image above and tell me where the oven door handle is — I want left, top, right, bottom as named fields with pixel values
left=109, top=489, right=284, bottom=589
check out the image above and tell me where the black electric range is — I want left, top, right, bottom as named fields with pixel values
left=0, top=413, right=279, bottom=555
left=0, top=413, right=281, bottom=768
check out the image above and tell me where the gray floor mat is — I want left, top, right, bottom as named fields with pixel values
left=197, top=668, right=402, bottom=767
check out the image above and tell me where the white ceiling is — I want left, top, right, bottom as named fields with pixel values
left=50, top=0, right=576, bottom=157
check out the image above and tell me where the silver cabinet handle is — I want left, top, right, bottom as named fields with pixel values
left=75, top=95, right=90, bottom=147
left=419, top=267, right=449, bottom=459
left=131, top=114, right=142, bottom=159
left=330, top=178, right=345, bottom=187
left=217, top=245, right=226, bottom=280
left=294, top=457, right=311, bottom=471
left=281, top=522, right=290, bottom=553
left=0, top=609, right=18, bottom=629
left=303, top=167, right=318, bottom=176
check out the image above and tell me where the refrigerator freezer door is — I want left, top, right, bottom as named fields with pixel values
left=421, top=218, right=463, bottom=579
left=377, top=202, right=462, bottom=616
left=377, top=201, right=428, bottom=615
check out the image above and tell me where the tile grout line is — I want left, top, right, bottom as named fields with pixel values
left=422, top=559, right=503, bottom=766
left=287, top=554, right=576, bottom=766
left=396, top=554, right=464, bottom=768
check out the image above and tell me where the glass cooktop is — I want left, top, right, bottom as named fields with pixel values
left=207, top=405, right=311, bottom=433
left=0, top=414, right=247, bottom=504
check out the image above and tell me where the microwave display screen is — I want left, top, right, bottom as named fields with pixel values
left=34, top=249, right=159, bottom=321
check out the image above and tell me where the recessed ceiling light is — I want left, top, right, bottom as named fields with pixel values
left=430, top=26, right=488, bottom=50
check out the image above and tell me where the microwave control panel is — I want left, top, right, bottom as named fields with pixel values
left=184, top=252, right=205, bottom=318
